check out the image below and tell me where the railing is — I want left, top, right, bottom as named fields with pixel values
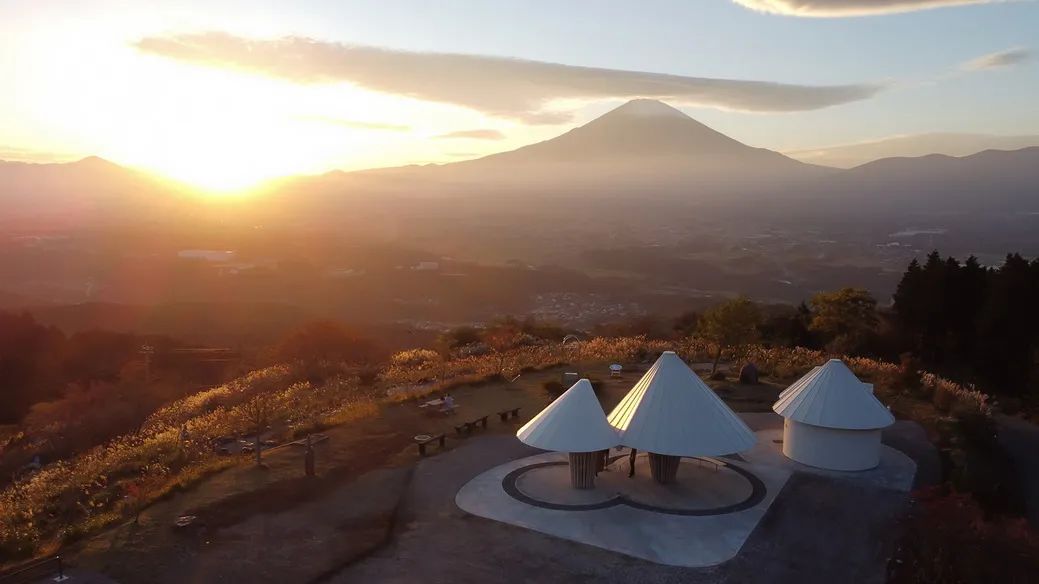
left=0, top=555, right=67, bottom=583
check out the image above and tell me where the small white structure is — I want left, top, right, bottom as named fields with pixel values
left=517, top=379, right=618, bottom=488
left=177, top=249, right=235, bottom=262
left=773, top=359, right=895, bottom=471
left=608, top=351, right=757, bottom=483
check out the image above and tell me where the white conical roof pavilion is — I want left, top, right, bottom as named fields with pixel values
left=773, top=359, right=895, bottom=430
left=517, top=379, right=619, bottom=453
left=778, top=366, right=819, bottom=399
left=607, top=351, right=757, bottom=457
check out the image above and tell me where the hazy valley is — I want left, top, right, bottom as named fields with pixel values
left=2, top=100, right=1037, bottom=344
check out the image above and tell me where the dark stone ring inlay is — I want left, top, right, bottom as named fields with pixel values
left=502, top=456, right=766, bottom=516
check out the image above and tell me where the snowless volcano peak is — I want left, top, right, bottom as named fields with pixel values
left=611, top=99, right=690, bottom=118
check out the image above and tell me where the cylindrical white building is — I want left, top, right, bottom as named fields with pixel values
left=773, top=359, right=895, bottom=471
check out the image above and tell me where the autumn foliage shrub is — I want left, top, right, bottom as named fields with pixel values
left=0, top=366, right=372, bottom=562
left=888, top=486, right=1039, bottom=584
left=542, top=380, right=565, bottom=397
left=0, top=334, right=998, bottom=564
left=390, top=348, right=440, bottom=367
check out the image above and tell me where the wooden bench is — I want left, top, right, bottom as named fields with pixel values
left=454, top=416, right=490, bottom=436
left=497, top=407, right=521, bottom=422
left=414, top=433, right=447, bottom=456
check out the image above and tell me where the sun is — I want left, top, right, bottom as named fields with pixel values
left=22, top=34, right=528, bottom=191
left=104, top=65, right=356, bottom=193
left=137, top=132, right=312, bottom=194
left=42, top=52, right=380, bottom=193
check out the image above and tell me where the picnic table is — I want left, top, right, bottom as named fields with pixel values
left=419, top=398, right=457, bottom=414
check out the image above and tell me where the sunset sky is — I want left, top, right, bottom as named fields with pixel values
left=2, top=0, right=1037, bottom=190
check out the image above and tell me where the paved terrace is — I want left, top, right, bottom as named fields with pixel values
left=332, top=413, right=938, bottom=584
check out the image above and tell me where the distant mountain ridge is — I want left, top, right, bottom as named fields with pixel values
left=401, top=99, right=830, bottom=192
left=824, top=146, right=1039, bottom=214
left=2, top=100, right=1038, bottom=224
left=0, top=156, right=183, bottom=228
left=787, top=133, right=1039, bottom=169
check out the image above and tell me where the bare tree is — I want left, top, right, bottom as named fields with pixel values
left=241, top=392, right=277, bottom=467
left=433, top=334, right=454, bottom=382
left=483, top=324, right=522, bottom=376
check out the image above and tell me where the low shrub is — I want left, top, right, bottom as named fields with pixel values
left=389, top=348, right=440, bottom=367
left=543, top=381, right=565, bottom=398
left=933, top=385, right=957, bottom=412
left=951, top=411, right=1024, bottom=515
left=888, top=486, right=1039, bottom=583
left=586, top=378, right=606, bottom=395
left=356, top=365, right=381, bottom=386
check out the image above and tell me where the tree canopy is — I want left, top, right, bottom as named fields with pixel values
left=808, top=287, right=878, bottom=352
left=696, top=296, right=762, bottom=373
left=274, top=320, right=378, bottom=366
left=893, top=251, right=1039, bottom=396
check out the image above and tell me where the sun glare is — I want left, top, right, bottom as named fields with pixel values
left=102, top=63, right=369, bottom=193
left=12, top=26, right=544, bottom=192
left=30, top=43, right=415, bottom=193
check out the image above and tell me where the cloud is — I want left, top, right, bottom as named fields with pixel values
left=296, top=115, right=410, bottom=131
left=134, top=32, right=883, bottom=123
left=0, top=146, right=78, bottom=163
left=732, top=0, right=1011, bottom=17
left=435, top=129, right=506, bottom=140
left=961, top=48, right=1033, bottom=71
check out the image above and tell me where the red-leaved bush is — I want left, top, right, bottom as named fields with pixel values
left=888, top=486, right=1039, bottom=584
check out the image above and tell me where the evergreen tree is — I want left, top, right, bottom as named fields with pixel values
left=950, top=255, right=989, bottom=360
left=893, top=258, right=925, bottom=349
left=977, top=254, right=1037, bottom=394
left=892, top=251, right=1037, bottom=397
